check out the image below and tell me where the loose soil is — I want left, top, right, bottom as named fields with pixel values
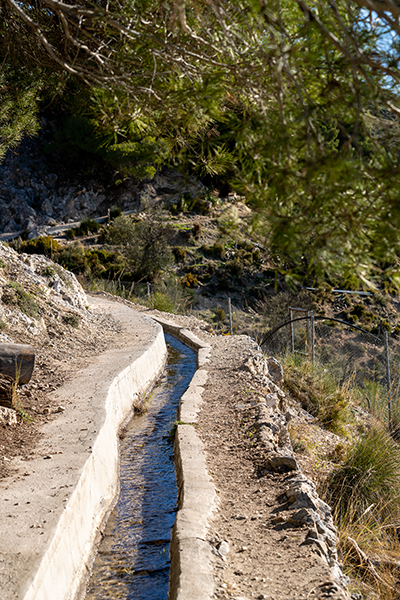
left=0, top=305, right=121, bottom=479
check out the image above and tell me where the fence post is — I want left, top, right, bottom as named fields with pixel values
left=311, top=312, right=315, bottom=365
left=147, top=282, right=151, bottom=298
left=384, top=330, right=393, bottom=432
left=290, top=308, right=295, bottom=353
left=228, top=298, right=233, bottom=335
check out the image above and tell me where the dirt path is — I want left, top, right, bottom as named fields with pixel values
left=198, top=335, right=347, bottom=600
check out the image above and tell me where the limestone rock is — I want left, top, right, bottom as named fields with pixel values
left=266, top=356, right=284, bottom=384
left=0, top=406, right=17, bottom=425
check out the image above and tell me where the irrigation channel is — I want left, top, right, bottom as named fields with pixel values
left=85, top=334, right=197, bottom=600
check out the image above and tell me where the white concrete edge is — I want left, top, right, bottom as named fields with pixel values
left=152, top=316, right=217, bottom=600
left=22, top=321, right=167, bottom=600
left=151, top=317, right=211, bottom=367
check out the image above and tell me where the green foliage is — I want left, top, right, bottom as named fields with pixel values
left=3, top=282, right=39, bottom=318
left=225, top=259, right=243, bottom=278
left=283, top=353, right=351, bottom=434
left=100, top=212, right=173, bottom=280
left=125, top=218, right=173, bottom=281
left=5, top=0, right=400, bottom=286
left=109, top=206, right=122, bottom=220
left=102, top=215, right=136, bottom=246
left=172, top=247, right=186, bottom=263
left=0, top=64, right=43, bottom=161
left=202, top=243, right=226, bottom=260
left=66, top=218, right=101, bottom=239
left=56, top=243, right=89, bottom=275
left=326, top=427, right=400, bottom=522
left=18, top=236, right=62, bottom=257
left=213, top=308, right=225, bottom=322
left=182, top=273, right=198, bottom=288
left=149, top=292, right=177, bottom=313
left=62, top=314, right=81, bottom=328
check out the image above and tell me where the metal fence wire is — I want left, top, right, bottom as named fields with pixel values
left=261, top=311, right=400, bottom=430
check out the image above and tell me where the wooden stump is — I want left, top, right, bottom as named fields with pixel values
left=0, top=344, right=35, bottom=385
left=0, top=374, right=13, bottom=408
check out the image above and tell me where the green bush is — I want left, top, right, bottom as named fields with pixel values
left=225, top=259, right=243, bottom=277
left=150, top=292, right=177, bottom=313
left=3, top=282, right=39, bottom=318
left=283, top=354, right=350, bottom=434
left=57, top=243, right=89, bottom=274
left=182, top=273, right=198, bottom=288
left=326, top=427, right=400, bottom=521
left=212, top=243, right=226, bottom=260
left=109, top=206, right=122, bottom=220
left=192, top=222, right=202, bottom=240
left=62, top=314, right=81, bottom=328
left=102, top=215, right=136, bottom=245
left=213, top=308, right=225, bottom=322
left=125, top=217, right=173, bottom=280
left=74, top=218, right=101, bottom=237
left=18, top=236, right=62, bottom=256
left=173, top=247, right=186, bottom=263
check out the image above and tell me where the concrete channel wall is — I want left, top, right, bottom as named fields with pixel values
left=152, top=317, right=217, bottom=600
left=15, top=306, right=167, bottom=600
left=6, top=308, right=215, bottom=600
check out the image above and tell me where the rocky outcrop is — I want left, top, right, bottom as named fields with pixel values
left=0, top=131, right=206, bottom=237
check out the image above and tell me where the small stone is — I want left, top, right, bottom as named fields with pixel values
left=217, top=541, right=230, bottom=556
left=0, top=407, right=17, bottom=426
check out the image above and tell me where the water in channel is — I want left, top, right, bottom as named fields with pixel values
left=85, top=334, right=196, bottom=600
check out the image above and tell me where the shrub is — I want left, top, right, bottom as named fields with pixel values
left=213, top=308, right=225, bottom=322
left=103, top=215, right=136, bottom=245
left=326, top=426, right=400, bottom=522
left=57, top=243, right=88, bottom=274
left=125, top=217, right=173, bottom=280
left=283, top=354, right=351, bottom=434
left=66, top=219, right=101, bottom=239
left=212, top=243, right=226, bottom=260
left=3, top=281, right=39, bottom=318
left=75, top=218, right=101, bottom=236
left=225, top=259, right=243, bottom=277
left=182, top=273, right=198, bottom=288
left=109, top=206, right=122, bottom=220
left=62, top=314, right=81, bottom=328
left=173, top=247, right=186, bottom=263
left=192, top=222, right=202, bottom=240
left=18, top=236, right=62, bottom=257
left=150, top=291, right=177, bottom=313
left=351, top=303, right=366, bottom=319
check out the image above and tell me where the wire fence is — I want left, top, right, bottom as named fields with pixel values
left=261, top=310, right=400, bottom=431
left=87, top=278, right=400, bottom=431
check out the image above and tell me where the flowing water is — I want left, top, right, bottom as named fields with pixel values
left=85, top=334, right=196, bottom=600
